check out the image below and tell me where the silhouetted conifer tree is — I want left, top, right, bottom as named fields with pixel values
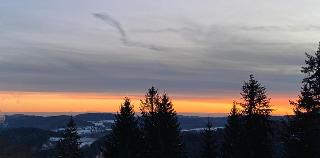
left=155, top=93, right=185, bottom=158
left=140, top=86, right=160, bottom=115
left=221, top=102, right=242, bottom=158
left=56, top=116, right=82, bottom=158
left=237, top=75, right=273, bottom=158
left=140, top=87, right=185, bottom=158
left=103, top=97, right=141, bottom=158
left=201, top=119, right=218, bottom=158
left=140, top=86, right=160, bottom=157
left=285, top=42, right=320, bottom=158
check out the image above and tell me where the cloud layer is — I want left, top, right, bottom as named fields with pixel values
left=1, top=0, right=320, bottom=97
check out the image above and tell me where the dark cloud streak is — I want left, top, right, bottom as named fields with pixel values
left=93, top=13, right=127, bottom=42
left=93, top=13, right=170, bottom=51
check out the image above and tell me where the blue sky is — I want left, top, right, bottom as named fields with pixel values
left=1, top=0, right=320, bottom=96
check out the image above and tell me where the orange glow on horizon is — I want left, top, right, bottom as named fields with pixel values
left=0, top=91, right=296, bottom=115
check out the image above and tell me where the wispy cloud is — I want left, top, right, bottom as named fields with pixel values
left=93, top=13, right=170, bottom=51
left=93, top=13, right=127, bottom=42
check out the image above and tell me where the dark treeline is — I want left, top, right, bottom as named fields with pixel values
left=55, top=43, right=320, bottom=158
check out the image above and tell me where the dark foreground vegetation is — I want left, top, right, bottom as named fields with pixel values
left=1, top=44, right=320, bottom=158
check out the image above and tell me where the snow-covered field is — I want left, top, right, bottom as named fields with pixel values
left=44, top=120, right=114, bottom=149
left=45, top=119, right=218, bottom=150
left=181, top=127, right=224, bottom=132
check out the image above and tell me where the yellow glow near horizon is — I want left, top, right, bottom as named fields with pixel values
left=0, top=91, right=295, bottom=115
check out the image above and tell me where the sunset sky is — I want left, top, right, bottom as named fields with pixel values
left=1, top=0, right=320, bottom=115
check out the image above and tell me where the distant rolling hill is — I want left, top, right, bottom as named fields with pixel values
left=0, top=128, right=59, bottom=158
left=3, top=113, right=285, bottom=130
left=5, top=114, right=93, bottom=130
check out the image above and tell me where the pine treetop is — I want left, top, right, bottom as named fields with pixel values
left=118, top=97, right=135, bottom=119
left=203, top=119, right=214, bottom=135
left=104, top=97, right=141, bottom=158
left=222, top=103, right=242, bottom=158
left=293, top=42, right=320, bottom=113
left=157, top=93, right=175, bottom=115
left=201, top=119, right=217, bottom=158
left=62, top=116, right=81, bottom=144
left=56, top=116, right=82, bottom=158
left=140, top=87, right=185, bottom=158
left=230, top=101, right=239, bottom=117
left=140, top=86, right=160, bottom=115
left=239, top=74, right=273, bottom=116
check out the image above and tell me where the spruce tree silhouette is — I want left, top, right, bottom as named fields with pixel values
left=200, top=119, right=218, bottom=158
left=56, top=116, right=82, bottom=158
left=140, top=87, right=185, bottom=158
left=155, top=93, right=185, bottom=158
left=103, top=97, right=141, bottom=158
left=140, top=86, right=160, bottom=158
left=221, top=102, right=242, bottom=158
left=285, top=42, right=320, bottom=158
left=237, top=75, right=273, bottom=158
left=140, top=86, right=160, bottom=115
